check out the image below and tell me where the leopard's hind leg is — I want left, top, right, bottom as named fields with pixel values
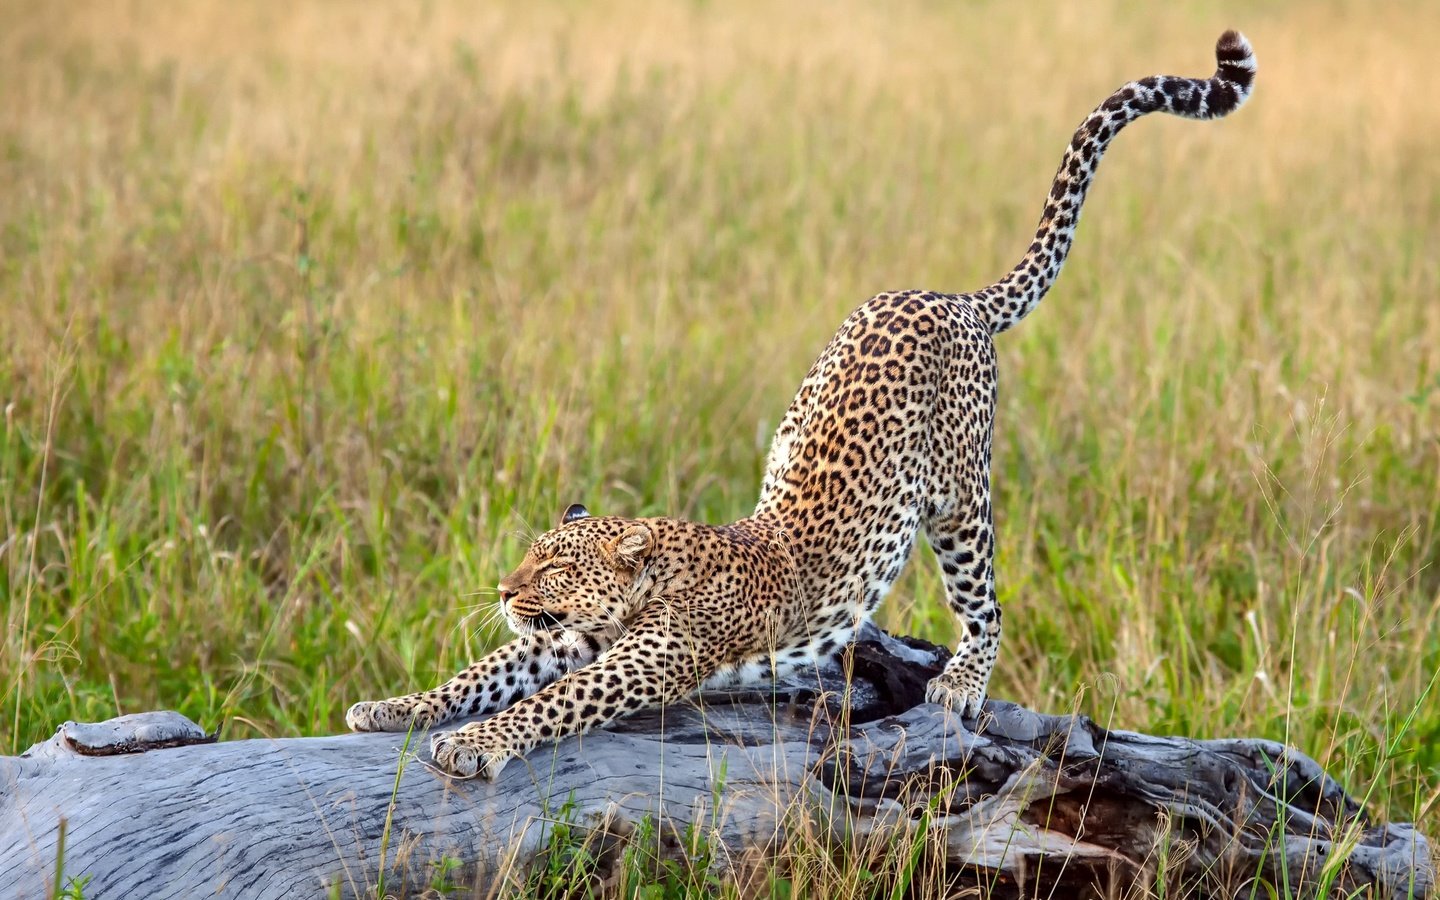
left=923, top=318, right=1001, bottom=718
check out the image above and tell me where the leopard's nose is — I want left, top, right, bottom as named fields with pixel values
left=498, top=585, right=515, bottom=604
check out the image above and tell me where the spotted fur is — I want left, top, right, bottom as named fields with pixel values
left=347, top=32, right=1256, bottom=779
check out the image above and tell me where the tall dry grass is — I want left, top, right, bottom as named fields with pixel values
left=2, top=0, right=1438, bottom=884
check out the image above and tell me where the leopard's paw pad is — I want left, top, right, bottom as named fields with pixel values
left=924, top=675, right=987, bottom=720
left=430, top=729, right=513, bottom=781
left=346, top=699, right=436, bottom=733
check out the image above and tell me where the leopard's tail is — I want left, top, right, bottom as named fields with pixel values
left=969, top=31, right=1256, bottom=336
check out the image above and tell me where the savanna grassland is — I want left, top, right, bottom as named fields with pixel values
left=3, top=0, right=1439, bottom=893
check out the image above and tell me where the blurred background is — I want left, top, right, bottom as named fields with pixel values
left=2, top=0, right=1437, bottom=827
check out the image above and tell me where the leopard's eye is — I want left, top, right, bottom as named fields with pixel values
left=537, top=559, right=573, bottom=578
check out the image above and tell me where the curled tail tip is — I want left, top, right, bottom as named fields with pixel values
left=1208, top=29, right=1257, bottom=117
left=1216, top=30, right=1255, bottom=66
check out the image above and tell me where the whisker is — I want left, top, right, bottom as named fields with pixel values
left=512, top=509, right=538, bottom=543
left=460, top=593, right=506, bottom=607
left=458, top=599, right=510, bottom=642
left=602, top=608, right=631, bottom=638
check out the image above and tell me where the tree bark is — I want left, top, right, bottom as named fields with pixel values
left=1, top=625, right=1432, bottom=899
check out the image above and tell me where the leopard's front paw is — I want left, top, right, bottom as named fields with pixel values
left=921, top=671, right=990, bottom=720
left=430, top=726, right=514, bottom=781
left=345, top=699, right=440, bottom=733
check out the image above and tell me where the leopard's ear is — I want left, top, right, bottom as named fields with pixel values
left=606, top=524, right=653, bottom=572
left=560, top=503, right=591, bottom=526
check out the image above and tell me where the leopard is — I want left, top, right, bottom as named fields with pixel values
left=347, top=31, right=1257, bottom=780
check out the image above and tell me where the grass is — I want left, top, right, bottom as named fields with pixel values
left=2, top=0, right=1438, bottom=893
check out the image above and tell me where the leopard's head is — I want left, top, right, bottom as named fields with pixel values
left=495, top=504, right=655, bottom=635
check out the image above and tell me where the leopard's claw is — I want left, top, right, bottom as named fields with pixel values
left=430, top=728, right=514, bottom=781
left=925, top=667, right=989, bottom=720
left=345, top=699, right=439, bottom=733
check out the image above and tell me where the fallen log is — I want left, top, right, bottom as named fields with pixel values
left=1, top=625, right=1431, bottom=898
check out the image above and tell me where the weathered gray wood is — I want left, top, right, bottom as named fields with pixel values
left=1, top=626, right=1432, bottom=898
